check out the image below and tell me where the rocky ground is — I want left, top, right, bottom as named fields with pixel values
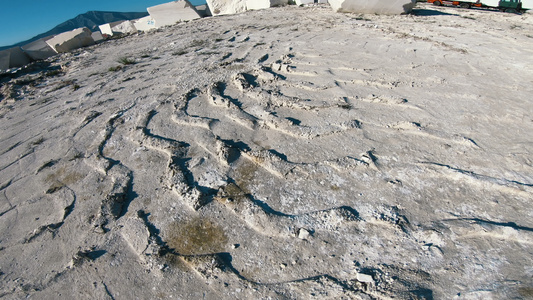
left=1, top=3, right=532, bottom=299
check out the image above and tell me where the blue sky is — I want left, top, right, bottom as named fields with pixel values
left=0, top=0, right=207, bottom=47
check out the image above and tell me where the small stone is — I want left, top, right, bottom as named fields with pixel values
left=356, top=273, right=374, bottom=284
left=271, top=63, right=282, bottom=71
left=297, top=228, right=310, bottom=240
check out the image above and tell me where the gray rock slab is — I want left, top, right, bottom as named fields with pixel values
left=195, top=4, right=213, bottom=17
left=21, top=37, right=56, bottom=61
left=91, top=31, right=104, bottom=43
left=0, top=47, right=32, bottom=70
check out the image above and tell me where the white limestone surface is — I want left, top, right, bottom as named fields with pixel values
left=329, top=0, right=416, bottom=14
left=111, top=21, right=137, bottom=35
left=99, top=23, right=114, bottom=36
left=147, top=0, right=202, bottom=27
left=206, top=0, right=247, bottom=15
left=46, top=27, right=95, bottom=53
left=133, top=16, right=157, bottom=31
left=481, top=0, right=501, bottom=7
left=2, top=4, right=533, bottom=300
left=246, top=0, right=289, bottom=10
left=100, top=21, right=137, bottom=37
left=522, top=0, right=533, bottom=9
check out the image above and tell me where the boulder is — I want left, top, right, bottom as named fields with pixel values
left=328, top=0, right=416, bottom=14
left=133, top=16, right=157, bottom=31
left=91, top=31, right=104, bottom=43
left=0, top=47, right=32, bottom=71
left=356, top=272, right=374, bottom=284
left=147, top=0, right=202, bottom=27
left=99, top=20, right=137, bottom=37
left=195, top=4, right=213, bottom=17
left=247, top=0, right=289, bottom=10
left=111, top=21, right=137, bottom=35
left=206, top=0, right=247, bottom=15
left=206, top=0, right=287, bottom=16
left=46, top=28, right=95, bottom=54
left=21, top=36, right=56, bottom=61
left=99, top=23, right=114, bottom=36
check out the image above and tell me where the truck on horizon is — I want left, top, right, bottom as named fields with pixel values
left=427, top=0, right=532, bottom=13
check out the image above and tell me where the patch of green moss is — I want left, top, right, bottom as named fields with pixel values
left=519, top=287, right=533, bottom=297
left=166, top=217, right=228, bottom=255
left=234, top=159, right=259, bottom=195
